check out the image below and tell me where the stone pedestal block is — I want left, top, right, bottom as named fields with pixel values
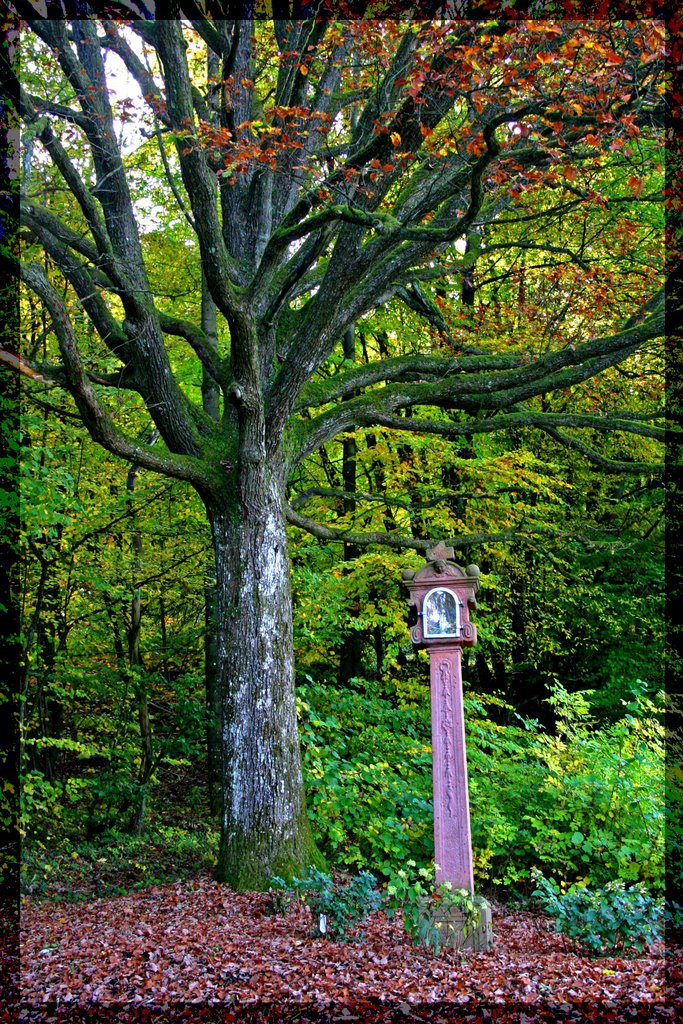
left=419, top=894, right=493, bottom=952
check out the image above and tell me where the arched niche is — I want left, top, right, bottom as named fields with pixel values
left=423, top=587, right=462, bottom=639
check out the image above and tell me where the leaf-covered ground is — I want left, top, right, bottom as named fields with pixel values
left=7, top=877, right=681, bottom=1022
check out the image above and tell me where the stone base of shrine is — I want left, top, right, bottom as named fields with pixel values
left=419, top=894, right=493, bottom=952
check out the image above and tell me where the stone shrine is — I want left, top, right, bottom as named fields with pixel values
left=403, top=541, right=493, bottom=951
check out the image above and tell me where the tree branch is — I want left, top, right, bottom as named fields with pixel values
left=157, top=312, right=224, bottom=385
left=28, top=21, right=150, bottom=312
left=0, top=347, right=55, bottom=384
left=290, top=302, right=666, bottom=464
left=155, top=20, right=243, bottom=314
left=21, top=211, right=132, bottom=361
left=19, top=261, right=212, bottom=491
left=286, top=505, right=586, bottom=554
left=539, top=426, right=665, bottom=477
left=353, top=410, right=669, bottom=443
left=100, top=20, right=171, bottom=125
left=20, top=200, right=103, bottom=266
left=295, top=352, right=524, bottom=411
left=19, top=88, right=113, bottom=265
left=291, top=484, right=535, bottom=513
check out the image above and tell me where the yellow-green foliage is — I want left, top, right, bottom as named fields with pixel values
left=297, top=679, right=664, bottom=893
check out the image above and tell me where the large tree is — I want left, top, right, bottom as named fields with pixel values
left=5, top=8, right=671, bottom=887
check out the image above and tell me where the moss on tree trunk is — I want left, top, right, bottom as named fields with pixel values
left=208, top=477, right=323, bottom=890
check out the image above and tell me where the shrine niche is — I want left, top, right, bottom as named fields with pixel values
left=403, top=541, right=479, bottom=649
left=423, top=588, right=461, bottom=638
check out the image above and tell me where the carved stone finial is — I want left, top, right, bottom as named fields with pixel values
left=426, top=541, right=455, bottom=563
left=402, top=569, right=415, bottom=581
left=466, top=564, right=480, bottom=579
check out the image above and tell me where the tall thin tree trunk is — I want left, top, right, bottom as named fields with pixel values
left=338, top=324, right=363, bottom=685
left=201, top=273, right=222, bottom=818
left=205, top=574, right=222, bottom=819
left=127, top=462, right=153, bottom=835
left=201, top=47, right=221, bottom=808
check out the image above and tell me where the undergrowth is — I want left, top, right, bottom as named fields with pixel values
left=21, top=825, right=219, bottom=901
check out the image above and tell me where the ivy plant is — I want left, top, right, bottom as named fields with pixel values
left=385, top=862, right=480, bottom=955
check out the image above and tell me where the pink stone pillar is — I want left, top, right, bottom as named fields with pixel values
left=403, top=544, right=480, bottom=896
left=429, top=646, right=474, bottom=893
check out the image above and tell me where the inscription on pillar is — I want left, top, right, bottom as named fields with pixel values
left=403, top=546, right=480, bottom=893
left=439, top=660, right=455, bottom=818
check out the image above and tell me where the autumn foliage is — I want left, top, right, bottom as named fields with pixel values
left=2, top=5, right=678, bottom=1016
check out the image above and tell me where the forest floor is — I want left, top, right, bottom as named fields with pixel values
left=7, top=875, right=683, bottom=1023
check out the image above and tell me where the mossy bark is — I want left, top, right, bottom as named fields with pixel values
left=208, top=469, right=322, bottom=890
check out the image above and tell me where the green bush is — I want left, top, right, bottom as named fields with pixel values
left=270, top=868, right=382, bottom=941
left=297, top=679, right=434, bottom=873
left=531, top=869, right=663, bottom=955
left=297, top=678, right=664, bottom=894
left=517, top=688, right=664, bottom=891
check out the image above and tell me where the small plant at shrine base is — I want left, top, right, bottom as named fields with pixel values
left=385, top=862, right=479, bottom=955
left=270, top=868, right=382, bottom=941
left=531, top=869, right=664, bottom=956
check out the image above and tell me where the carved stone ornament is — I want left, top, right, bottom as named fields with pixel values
left=426, top=541, right=456, bottom=563
left=403, top=543, right=480, bottom=650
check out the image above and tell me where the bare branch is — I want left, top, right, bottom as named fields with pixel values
left=0, top=347, right=54, bottom=384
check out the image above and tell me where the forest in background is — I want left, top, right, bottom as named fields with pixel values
left=17, top=315, right=668, bottom=899
left=0, top=12, right=677, bottom=914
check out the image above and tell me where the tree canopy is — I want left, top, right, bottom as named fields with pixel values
left=9, top=17, right=668, bottom=489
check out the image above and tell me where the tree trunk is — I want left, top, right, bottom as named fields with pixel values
left=126, top=460, right=154, bottom=835
left=338, top=324, right=363, bottom=686
left=204, top=575, right=222, bottom=820
left=208, top=470, right=322, bottom=889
